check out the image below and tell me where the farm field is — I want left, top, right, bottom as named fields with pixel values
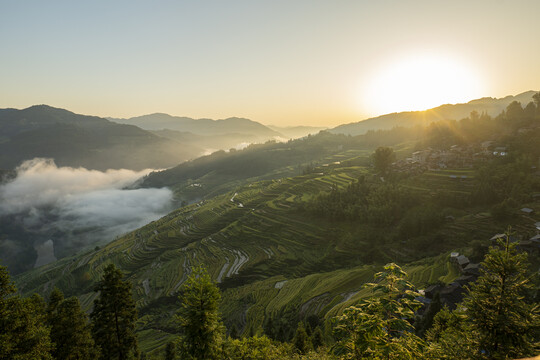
left=13, top=142, right=540, bottom=354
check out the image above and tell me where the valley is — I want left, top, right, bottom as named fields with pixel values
left=3, top=93, right=540, bottom=357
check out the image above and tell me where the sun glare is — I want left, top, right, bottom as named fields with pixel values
left=361, top=53, right=485, bottom=116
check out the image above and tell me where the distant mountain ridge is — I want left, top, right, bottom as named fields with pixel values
left=109, top=113, right=283, bottom=138
left=0, top=105, right=202, bottom=170
left=267, top=125, right=326, bottom=138
left=330, top=90, right=538, bottom=136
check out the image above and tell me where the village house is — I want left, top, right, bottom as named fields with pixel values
left=412, top=149, right=430, bottom=163
left=493, top=146, right=507, bottom=156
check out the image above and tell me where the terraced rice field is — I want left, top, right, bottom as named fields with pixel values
left=14, top=157, right=515, bottom=353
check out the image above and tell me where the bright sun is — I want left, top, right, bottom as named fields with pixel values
left=361, top=53, right=485, bottom=116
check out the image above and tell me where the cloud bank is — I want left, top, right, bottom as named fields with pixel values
left=0, top=158, right=174, bottom=263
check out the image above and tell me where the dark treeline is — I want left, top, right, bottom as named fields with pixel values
left=307, top=177, right=426, bottom=228
left=0, top=264, right=138, bottom=360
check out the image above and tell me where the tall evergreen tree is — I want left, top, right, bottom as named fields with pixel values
left=164, top=341, right=176, bottom=360
left=91, top=264, right=139, bottom=360
left=47, top=287, right=99, bottom=360
left=176, top=265, right=224, bottom=360
left=372, top=146, right=396, bottom=175
left=333, top=263, right=425, bottom=359
left=311, top=325, right=324, bottom=350
left=292, top=322, right=311, bottom=354
left=462, top=236, right=539, bottom=359
left=0, top=265, right=53, bottom=359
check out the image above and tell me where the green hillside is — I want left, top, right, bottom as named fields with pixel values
left=12, top=101, right=540, bottom=355
left=15, top=157, right=538, bottom=353
left=330, top=90, right=538, bottom=136
left=0, top=105, right=203, bottom=170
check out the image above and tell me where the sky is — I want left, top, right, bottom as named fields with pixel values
left=1, top=0, right=539, bottom=127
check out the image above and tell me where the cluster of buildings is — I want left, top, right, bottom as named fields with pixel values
left=418, top=252, right=481, bottom=311
left=394, top=141, right=508, bottom=173
left=418, top=226, right=540, bottom=311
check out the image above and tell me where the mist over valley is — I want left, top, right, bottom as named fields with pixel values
left=0, top=158, right=173, bottom=273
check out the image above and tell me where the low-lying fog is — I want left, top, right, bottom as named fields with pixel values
left=0, top=158, right=174, bottom=270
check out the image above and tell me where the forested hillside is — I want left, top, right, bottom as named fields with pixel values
left=330, top=90, right=537, bottom=135
left=0, top=105, right=203, bottom=170
left=9, top=95, right=540, bottom=358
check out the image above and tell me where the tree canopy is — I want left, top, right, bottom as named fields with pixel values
left=90, top=264, right=139, bottom=360
left=176, top=266, right=224, bottom=360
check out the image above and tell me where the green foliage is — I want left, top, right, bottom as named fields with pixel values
left=176, top=266, right=224, bottom=360
left=293, top=322, right=312, bottom=354
left=490, top=197, right=517, bottom=222
left=91, top=264, right=139, bottom=360
left=46, top=287, right=99, bottom=360
left=226, top=335, right=292, bottom=360
left=333, top=263, right=425, bottom=359
left=0, top=266, right=15, bottom=299
left=12, top=97, right=540, bottom=355
left=398, top=205, right=444, bottom=239
left=308, top=176, right=417, bottom=227
left=416, top=293, right=441, bottom=338
left=473, top=157, right=537, bottom=206
left=164, top=341, right=176, bottom=360
left=505, top=101, right=525, bottom=120
left=371, top=146, right=396, bottom=175
left=0, top=266, right=53, bottom=359
left=533, top=92, right=540, bottom=108
left=425, top=307, right=474, bottom=359
left=424, top=232, right=540, bottom=359
left=311, top=326, right=325, bottom=350
left=462, top=236, right=539, bottom=359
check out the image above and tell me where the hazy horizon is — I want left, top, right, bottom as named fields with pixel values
left=3, top=89, right=537, bottom=129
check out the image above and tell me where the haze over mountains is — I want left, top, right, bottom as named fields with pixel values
left=0, top=105, right=202, bottom=171
left=0, top=105, right=323, bottom=274
left=2, top=90, right=539, bottom=356
left=109, top=113, right=324, bottom=152
left=10, top=88, right=540, bottom=356
left=330, top=90, right=538, bottom=135
left=0, top=90, right=537, bottom=272
left=2, top=91, right=535, bottom=173
left=109, top=113, right=281, bottom=136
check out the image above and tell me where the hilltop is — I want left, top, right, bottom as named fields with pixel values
left=109, top=113, right=282, bottom=138
left=330, top=90, right=538, bottom=135
left=0, top=105, right=203, bottom=171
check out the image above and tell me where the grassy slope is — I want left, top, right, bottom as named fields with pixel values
left=14, top=145, right=539, bottom=355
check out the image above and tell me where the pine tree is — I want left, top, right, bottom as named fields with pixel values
left=311, top=325, right=324, bottom=350
left=91, top=264, right=139, bottom=360
left=372, top=146, right=396, bottom=175
left=164, top=341, right=176, bottom=360
left=462, top=236, right=539, bottom=359
left=333, top=263, right=425, bottom=359
left=176, top=265, right=224, bottom=360
left=425, top=307, right=474, bottom=359
left=47, top=287, right=99, bottom=360
left=229, top=324, right=239, bottom=339
left=292, top=322, right=311, bottom=354
left=0, top=265, right=53, bottom=359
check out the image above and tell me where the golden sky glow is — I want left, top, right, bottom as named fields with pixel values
left=361, top=52, right=486, bottom=115
left=0, top=1, right=539, bottom=127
